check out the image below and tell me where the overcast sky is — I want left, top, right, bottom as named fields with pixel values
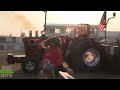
left=0, top=11, right=119, bottom=37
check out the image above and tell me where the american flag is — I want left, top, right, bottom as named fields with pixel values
left=98, top=11, right=107, bottom=31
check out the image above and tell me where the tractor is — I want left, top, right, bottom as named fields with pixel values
left=6, top=24, right=120, bottom=75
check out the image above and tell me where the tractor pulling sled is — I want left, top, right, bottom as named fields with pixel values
left=6, top=23, right=120, bottom=79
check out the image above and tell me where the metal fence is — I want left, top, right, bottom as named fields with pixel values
left=0, top=44, right=24, bottom=50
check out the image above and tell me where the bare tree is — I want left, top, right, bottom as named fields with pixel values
left=21, top=32, right=26, bottom=37
left=9, top=34, right=12, bottom=37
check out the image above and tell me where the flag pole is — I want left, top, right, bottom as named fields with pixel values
left=105, top=25, right=107, bottom=45
left=105, top=11, right=107, bottom=45
left=44, top=11, right=47, bottom=34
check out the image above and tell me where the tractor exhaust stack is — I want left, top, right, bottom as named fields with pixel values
left=29, top=30, right=32, bottom=37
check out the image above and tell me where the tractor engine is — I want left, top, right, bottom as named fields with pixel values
left=21, top=31, right=48, bottom=73
left=23, top=37, right=43, bottom=57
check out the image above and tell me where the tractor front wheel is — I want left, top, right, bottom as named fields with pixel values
left=21, top=57, right=40, bottom=73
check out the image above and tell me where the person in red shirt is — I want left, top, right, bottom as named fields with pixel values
left=41, top=36, right=69, bottom=79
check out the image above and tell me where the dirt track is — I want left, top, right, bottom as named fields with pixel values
left=0, top=60, right=42, bottom=79
left=1, top=60, right=120, bottom=79
left=1, top=50, right=120, bottom=79
left=0, top=50, right=41, bottom=79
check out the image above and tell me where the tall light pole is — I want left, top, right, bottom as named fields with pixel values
left=105, top=12, right=116, bottom=44
left=44, top=11, right=47, bottom=34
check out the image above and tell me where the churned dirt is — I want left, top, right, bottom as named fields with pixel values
left=1, top=50, right=120, bottom=79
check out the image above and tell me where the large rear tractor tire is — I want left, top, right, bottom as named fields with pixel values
left=69, top=39, right=106, bottom=72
